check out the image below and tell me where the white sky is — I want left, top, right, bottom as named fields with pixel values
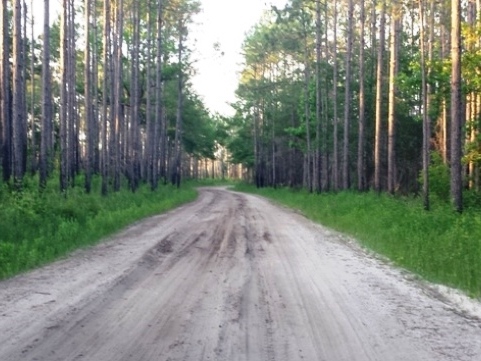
left=190, top=0, right=287, bottom=116
left=31, top=0, right=288, bottom=117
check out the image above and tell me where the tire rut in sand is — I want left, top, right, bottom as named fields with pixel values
left=1, top=188, right=481, bottom=361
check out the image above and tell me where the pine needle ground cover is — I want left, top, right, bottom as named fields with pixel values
left=0, top=178, right=197, bottom=280
left=235, top=184, right=481, bottom=298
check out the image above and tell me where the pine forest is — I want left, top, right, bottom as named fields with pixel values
left=0, top=0, right=478, bottom=213
left=2, top=2, right=481, bottom=350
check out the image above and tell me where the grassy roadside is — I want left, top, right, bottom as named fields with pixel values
left=235, top=184, right=481, bottom=298
left=0, top=178, right=198, bottom=280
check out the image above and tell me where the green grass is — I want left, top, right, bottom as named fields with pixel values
left=0, top=176, right=198, bottom=280
left=235, top=184, right=481, bottom=298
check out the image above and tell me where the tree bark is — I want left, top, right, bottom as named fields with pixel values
left=303, top=19, right=311, bottom=192
left=332, top=0, right=339, bottom=191
left=419, top=0, right=430, bottom=210
left=387, top=2, right=400, bottom=194
left=29, top=0, right=36, bottom=175
left=68, top=0, right=77, bottom=184
left=450, top=0, right=463, bottom=212
left=59, top=0, right=68, bottom=192
left=153, top=0, right=164, bottom=189
left=357, top=0, right=366, bottom=191
left=21, top=0, right=28, bottom=178
left=321, top=3, right=329, bottom=191
left=84, top=0, right=92, bottom=193
left=112, top=0, right=123, bottom=192
left=40, top=0, right=52, bottom=189
left=374, top=0, right=386, bottom=192
left=314, top=0, right=322, bottom=193
left=12, top=0, right=26, bottom=189
left=101, top=0, right=111, bottom=196
left=129, top=0, right=141, bottom=191
left=342, top=0, right=354, bottom=190
left=1, top=0, right=12, bottom=182
left=91, top=0, right=99, bottom=174
left=145, top=0, right=153, bottom=186
left=172, top=26, right=183, bottom=188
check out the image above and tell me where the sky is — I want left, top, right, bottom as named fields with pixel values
left=31, top=0, right=288, bottom=116
left=189, top=0, right=287, bottom=116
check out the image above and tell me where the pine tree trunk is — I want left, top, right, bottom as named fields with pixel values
left=419, top=0, right=430, bottom=210
left=12, top=0, right=27, bottom=189
left=110, top=0, right=118, bottom=192
left=342, top=0, right=354, bottom=190
left=92, top=0, right=99, bottom=174
left=112, top=0, right=123, bottom=192
left=84, top=0, right=92, bottom=193
left=321, top=4, right=329, bottom=191
left=21, top=0, right=27, bottom=178
left=59, top=0, right=68, bottom=192
left=374, top=0, right=386, bottom=192
left=129, top=0, right=141, bottom=191
left=357, top=0, right=366, bottom=191
left=440, top=11, right=449, bottom=165
left=39, top=0, right=51, bottom=189
left=101, top=0, right=111, bottom=196
left=172, top=24, right=183, bottom=188
left=332, top=0, right=339, bottom=191
left=314, top=0, right=321, bottom=193
left=467, top=1, right=477, bottom=189
left=303, top=25, right=312, bottom=192
left=29, top=0, right=36, bottom=175
left=450, top=0, right=463, bottom=212
left=153, top=0, right=164, bottom=189
left=1, top=0, right=12, bottom=182
left=68, top=0, right=77, bottom=184
left=145, top=0, right=153, bottom=186
left=387, top=3, right=399, bottom=194
left=254, top=77, right=260, bottom=188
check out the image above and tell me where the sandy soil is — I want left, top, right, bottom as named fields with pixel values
left=0, top=187, right=480, bottom=361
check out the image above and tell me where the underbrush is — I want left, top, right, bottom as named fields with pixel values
left=235, top=184, right=481, bottom=298
left=0, top=176, right=197, bottom=280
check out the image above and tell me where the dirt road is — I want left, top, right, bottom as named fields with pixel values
left=1, top=188, right=480, bottom=361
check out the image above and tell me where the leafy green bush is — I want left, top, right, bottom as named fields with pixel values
left=419, top=152, right=450, bottom=203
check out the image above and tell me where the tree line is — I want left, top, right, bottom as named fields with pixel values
left=228, top=0, right=470, bottom=212
left=0, top=0, right=222, bottom=195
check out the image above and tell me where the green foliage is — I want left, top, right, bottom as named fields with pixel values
left=182, top=95, right=217, bottom=159
left=421, top=152, right=450, bottom=203
left=224, top=114, right=255, bottom=167
left=235, top=184, right=481, bottom=298
left=0, top=178, right=197, bottom=280
left=429, top=153, right=450, bottom=202
left=463, top=129, right=481, bottom=170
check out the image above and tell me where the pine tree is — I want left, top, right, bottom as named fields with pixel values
left=450, top=0, right=463, bottom=212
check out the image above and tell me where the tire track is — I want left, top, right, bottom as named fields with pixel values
left=0, top=187, right=480, bottom=360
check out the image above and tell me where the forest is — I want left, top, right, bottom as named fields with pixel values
left=227, top=0, right=481, bottom=297
left=0, top=0, right=227, bottom=278
left=0, top=0, right=477, bottom=211
left=0, top=0, right=227, bottom=196
left=1, top=2, right=481, bottom=355
left=228, top=0, right=473, bottom=213
left=0, top=0, right=480, bottom=288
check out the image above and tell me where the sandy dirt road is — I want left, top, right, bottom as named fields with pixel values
left=0, top=187, right=480, bottom=361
